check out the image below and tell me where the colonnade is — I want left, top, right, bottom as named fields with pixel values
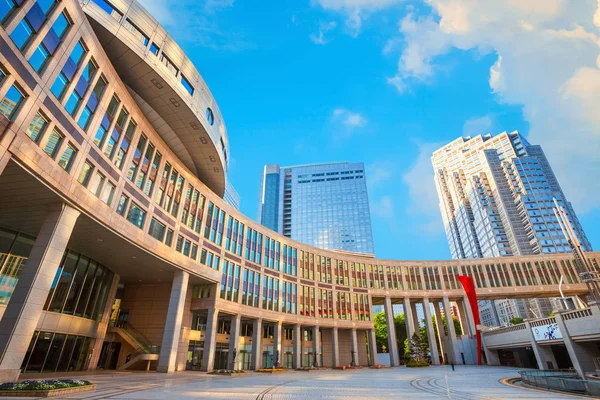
left=382, top=295, right=478, bottom=366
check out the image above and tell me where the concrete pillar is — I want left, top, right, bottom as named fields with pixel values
left=456, top=298, right=472, bottom=336
left=251, top=318, right=263, bottom=369
left=88, top=273, right=120, bottom=370
left=201, top=308, right=218, bottom=372
left=525, top=321, right=557, bottom=370
left=331, top=327, right=339, bottom=368
left=228, top=314, right=241, bottom=370
left=442, top=296, right=461, bottom=364
left=461, top=295, right=477, bottom=336
left=157, top=270, right=189, bottom=373
left=384, top=296, right=400, bottom=366
left=422, top=297, right=440, bottom=365
left=273, top=321, right=282, bottom=367
left=312, top=325, right=320, bottom=367
left=482, top=339, right=501, bottom=366
left=411, top=301, right=420, bottom=329
left=403, top=297, right=416, bottom=338
left=433, top=300, right=446, bottom=363
left=351, top=328, right=359, bottom=366
left=293, top=324, right=302, bottom=369
left=368, top=329, right=378, bottom=365
left=0, top=204, right=80, bottom=383
left=555, top=313, right=588, bottom=377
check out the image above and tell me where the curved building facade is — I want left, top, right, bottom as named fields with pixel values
left=0, top=0, right=598, bottom=382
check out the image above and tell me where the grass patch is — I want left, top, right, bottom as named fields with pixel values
left=406, top=360, right=430, bottom=368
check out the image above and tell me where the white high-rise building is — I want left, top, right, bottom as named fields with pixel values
left=432, top=131, right=592, bottom=326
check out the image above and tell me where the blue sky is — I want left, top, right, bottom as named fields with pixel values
left=139, top=0, right=600, bottom=260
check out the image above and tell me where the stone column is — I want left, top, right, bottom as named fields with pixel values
left=0, top=204, right=80, bottom=383
left=351, top=328, right=359, bottom=366
left=368, top=329, right=378, bottom=365
left=433, top=300, right=446, bottom=363
left=228, top=314, right=241, bottom=370
left=201, top=308, right=218, bottom=372
left=482, top=339, right=500, bottom=366
left=293, top=324, right=302, bottom=369
left=331, top=327, right=339, bottom=368
left=312, top=325, right=320, bottom=367
left=251, top=318, right=263, bottom=370
left=456, top=299, right=471, bottom=337
left=157, top=270, right=189, bottom=373
left=273, top=321, right=282, bottom=367
left=384, top=296, right=400, bottom=366
left=442, top=296, right=461, bottom=364
left=422, top=297, right=440, bottom=365
left=88, top=273, right=120, bottom=370
left=411, top=301, right=420, bottom=330
left=403, top=297, right=416, bottom=338
left=555, top=313, right=588, bottom=377
left=461, top=295, right=477, bottom=336
left=525, top=320, right=557, bottom=371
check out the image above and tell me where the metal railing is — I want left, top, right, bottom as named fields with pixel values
left=519, top=370, right=600, bottom=395
left=109, top=321, right=160, bottom=354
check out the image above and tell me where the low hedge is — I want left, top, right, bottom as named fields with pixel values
left=406, top=360, right=430, bottom=368
left=0, top=379, right=92, bottom=391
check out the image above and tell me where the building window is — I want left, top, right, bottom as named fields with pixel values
left=123, top=18, right=148, bottom=46
left=93, top=0, right=122, bottom=22
left=10, top=17, right=34, bottom=50
left=0, top=84, right=25, bottom=120
left=181, top=74, right=194, bottom=95
left=116, top=194, right=129, bottom=216
left=25, top=111, right=48, bottom=142
left=165, top=228, right=174, bottom=246
left=100, top=181, right=115, bottom=205
left=88, top=171, right=105, bottom=197
left=93, top=95, right=118, bottom=148
left=206, top=107, right=214, bottom=126
left=65, top=59, right=97, bottom=116
left=42, top=129, right=63, bottom=159
left=126, top=202, right=146, bottom=229
left=149, top=218, right=166, bottom=242
left=159, top=52, right=178, bottom=76
left=57, top=143, right=76, bottom=171
left=77, top=75, right=107, bottom=130
left=29, top=11, right=71, bottom=73
left=0, top=0, right=21, bottom=25
left=77, top=161, right=93, bottom=186
left=149, top=42, right=159, bottom=55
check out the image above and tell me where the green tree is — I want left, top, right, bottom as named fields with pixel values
left=372, top=311, right=408, bottom=360
left=509, top=317, right=524, bottom=325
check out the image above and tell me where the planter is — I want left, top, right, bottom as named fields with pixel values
left=369, top=364, right=389, bottom=369
left=0, top=384, right=95, bottom=398
left=256, top=368, right=287, bottom=374
left=208, top=370, right=247, bottom=377
left=295, top=368, right=319, bottom=372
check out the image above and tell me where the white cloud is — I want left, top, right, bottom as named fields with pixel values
left=463, top=115, right=493, bottom=137
left=366, top=161, right=395, bottom=189
left=389, top=0, right=600, bottom=213
left=310, top=21, right=337, bottom=45
left=402, top=142, right=444, bottom=234
left=332, top=108, right=367, bottom=128
left=374, top=196, right=395, bottom=219
left=137, top=0, right=249, bottom=51
left=312, top=0, right=402, bottom=35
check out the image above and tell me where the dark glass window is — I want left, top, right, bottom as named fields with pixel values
left=0, top=84, right=25, bottom=120
left=206, top=107, right=214, bottom=126
left=181, top=74, right=194, bottom=95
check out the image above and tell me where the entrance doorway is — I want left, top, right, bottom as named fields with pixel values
left=97, top=342, right=121, bottom=370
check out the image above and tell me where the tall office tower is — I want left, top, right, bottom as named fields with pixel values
left=432, top=131, right=592, bottom=326
left=257, top=162, right=375, bottom=254
left=432, top=131, right=591, bottom=259
left=224, top=180, right=241, bottom=210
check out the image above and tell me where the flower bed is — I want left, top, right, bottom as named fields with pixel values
left=335, top=365, right=360, bottom=370
left=406, top=360, right=430, bottom=368
left=369, top=364, right=389, bottom=369
left=256, top=368, right=287, bottom=374
left=295, top=367, right=319, bottom=372
left=208, top=369, right=247, bottom=376
left=0, top=379, right=95, bottom=398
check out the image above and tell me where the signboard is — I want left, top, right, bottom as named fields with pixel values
left=532, top=323, right=563, bottom=341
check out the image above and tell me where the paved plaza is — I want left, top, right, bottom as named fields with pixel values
left=9, top=366, right=578, bottom=399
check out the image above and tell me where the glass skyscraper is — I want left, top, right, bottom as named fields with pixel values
left=257, top=162, right=375, bottom=254
left=432, top=130, right=593, bottom=327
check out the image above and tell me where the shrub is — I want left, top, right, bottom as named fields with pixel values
left=406, top=360, right=430, bottom=368
left=0, top=379, right=91, bottom=391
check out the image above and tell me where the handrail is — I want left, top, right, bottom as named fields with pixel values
left=110, top=322, right=160, bottom=354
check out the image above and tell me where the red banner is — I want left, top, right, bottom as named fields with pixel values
left=457, top=275, right=482, bottom=365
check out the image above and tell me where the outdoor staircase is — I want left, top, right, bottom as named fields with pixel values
left=108, top=323, right=160, bottom=370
